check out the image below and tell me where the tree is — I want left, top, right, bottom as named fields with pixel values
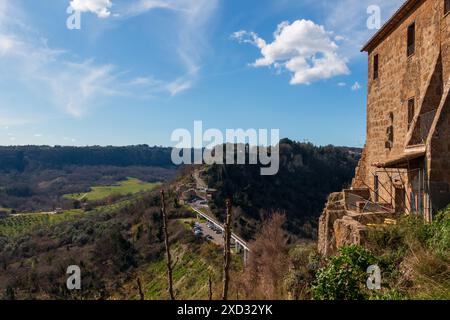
left=239, top=213, right=288, bottom=299
left=161, top=190, right=175, bottom=300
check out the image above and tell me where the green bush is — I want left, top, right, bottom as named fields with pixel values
left=312, top=245, right=377, bottom=300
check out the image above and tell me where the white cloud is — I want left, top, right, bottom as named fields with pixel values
left=351, top=81, right=361, bottom=91
left=337, top=82, right=346, bottom=87
left=265, top=0, right=405, bottom=60
left=70, top=0, right=112, bottom=18
left=233, top=20, right=350, bottom=85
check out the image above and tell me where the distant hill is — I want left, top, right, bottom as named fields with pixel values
left=0, top=145, right=176, bottom=212
left=202, top=139, right=361, bottom=240
left=0, top=145, right=175, bottom=172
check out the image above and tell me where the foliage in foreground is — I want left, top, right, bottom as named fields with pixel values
left=312, top=208, right=449, bottom=300
left=312, top=245, right=377, bottom=300
left=365, top=208, right=449, bottom=300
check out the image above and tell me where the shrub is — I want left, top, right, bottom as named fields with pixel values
left=284, top=245, right=318, bottom=300
left=427, top=208, right=450, bottom=258
left=312, top=245, right=377, bottom=300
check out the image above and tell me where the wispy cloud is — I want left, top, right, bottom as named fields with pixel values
left=0, top=27, right=121, bottom=118
left=119, top=0, right=179, bottom=17
left=104, top=0, right=219, bottom=94
left=0, top=0, right=218, bottom=121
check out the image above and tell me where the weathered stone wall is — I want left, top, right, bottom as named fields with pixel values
left=319, top=1, right=450, bottom=254
left=352, top=147, right=367, bottom=188
left=357, top=0, right=449, bottom=204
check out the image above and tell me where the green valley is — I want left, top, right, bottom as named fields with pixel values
left=64, top=178, right=162, bottom=201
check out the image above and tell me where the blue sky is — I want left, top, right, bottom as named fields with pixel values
left=0, top=0, right=405, bottom=147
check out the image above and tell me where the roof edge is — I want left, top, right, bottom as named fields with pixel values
left=361, top=0, right=423, bottom=53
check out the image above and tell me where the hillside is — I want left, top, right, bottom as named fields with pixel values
left=202, top=139, right=361, bottom=240
left=0, top=190, right=205, bottom=299
left=0, top=146, right=176, bottom=212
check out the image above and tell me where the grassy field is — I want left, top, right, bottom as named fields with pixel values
left=64, top=177, right=161, bottom=201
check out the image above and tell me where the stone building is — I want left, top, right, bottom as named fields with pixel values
left=318, top=0, right=450, bottom=256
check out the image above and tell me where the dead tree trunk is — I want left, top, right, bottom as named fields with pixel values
left=208, top=274, right=213, bottom=301
left=136, top=277, right=145, bottom=300
left=222, top=199, right=232, bottom=300
left=161, top=190, right=175, bottom=300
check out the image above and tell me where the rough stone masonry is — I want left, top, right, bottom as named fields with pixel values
left=319, top=0, right=450, bottom=255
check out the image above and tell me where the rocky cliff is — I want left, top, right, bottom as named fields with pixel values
left=318, top=191, right=395, bottom=256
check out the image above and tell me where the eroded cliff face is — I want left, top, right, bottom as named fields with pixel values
left=318, top=192, right=346, bottom=256
left=318, top=191, right=394, bottom=256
